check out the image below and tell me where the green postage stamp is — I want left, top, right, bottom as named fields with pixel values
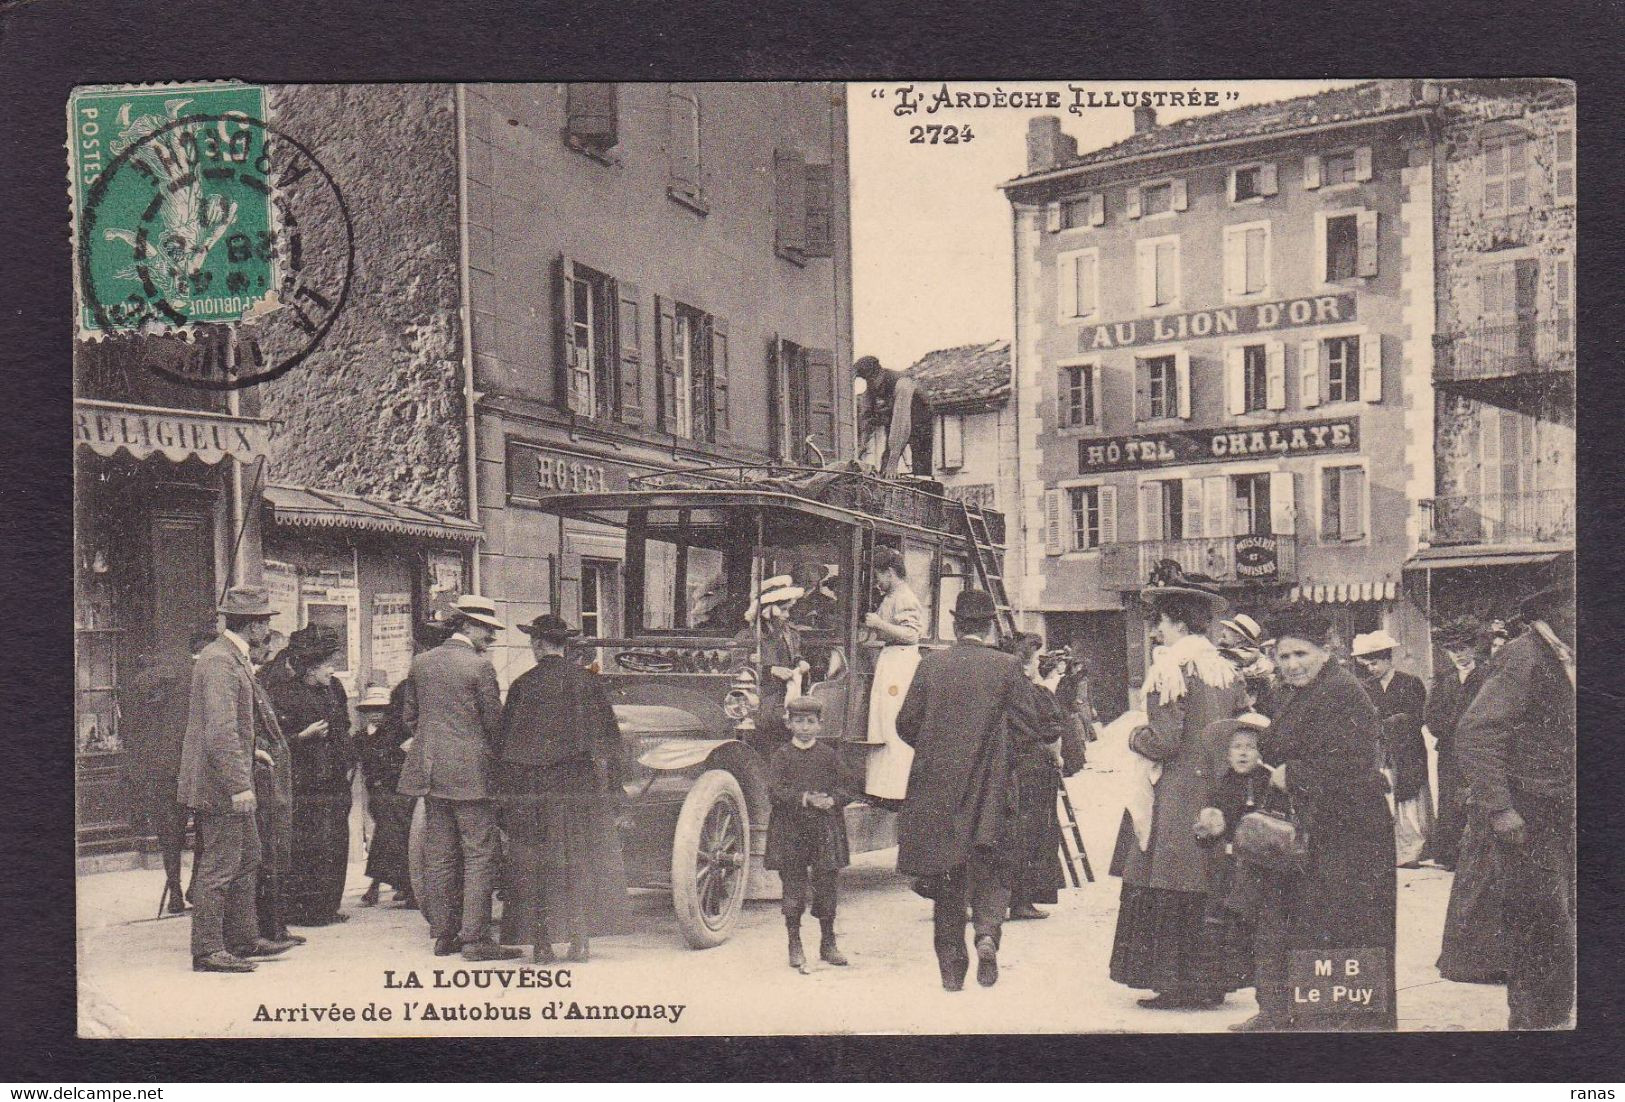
left=71, top=82, right=273, bottom=335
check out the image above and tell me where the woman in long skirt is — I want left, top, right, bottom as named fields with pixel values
left=862, top=546, right=925, bottom=802
left=356, top=681, right=415, bottom=908
left=1003, top=633, right=1069, bottom=919
left=498, top=615, right=632, bottom=963
left=263, top=625, right=355, bottom=926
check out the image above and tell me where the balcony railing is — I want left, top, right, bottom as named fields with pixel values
left=1101, top=534, right=1298, bottom=591
left=1420, top=489, right=1575, bottom=546
left=1434, top=317, right=1575, bottom=385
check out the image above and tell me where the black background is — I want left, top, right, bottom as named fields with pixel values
left=1, top=0, right=1619, bottom=1082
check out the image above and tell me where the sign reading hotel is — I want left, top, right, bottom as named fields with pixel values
left=506, top=439, right=658, bottom=502
left=1079, top=417, right=1360, bottom=474
left=1078, top=293, right=1356, bottom=352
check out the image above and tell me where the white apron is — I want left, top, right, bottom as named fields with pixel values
left=863, top=643, right=922, bottom=800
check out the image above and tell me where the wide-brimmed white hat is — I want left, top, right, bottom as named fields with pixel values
left=744, top=575, right=805, bottom=622
left=449, top=594, right=505, bottom=630
left=1219, top=613, right=1264, bottom=645
left=1350, top=629, right=1400, bottom=657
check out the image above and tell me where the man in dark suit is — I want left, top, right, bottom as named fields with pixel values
left=1353, top=630, right=1431, bottom=867
left=1423, top=618, right=1490, bottom=869
left=398, top=595, right=522, bottom=961
left=1457, top=576, right=1576, bottom=1030
left=177, top=586, right=295, bottom=973
left=894, top=589, right=1039, bottom=991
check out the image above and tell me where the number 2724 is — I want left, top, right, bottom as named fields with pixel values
left=908, top=125, right=974, bottom=144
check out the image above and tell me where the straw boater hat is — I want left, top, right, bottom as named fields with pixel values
left=1141, top=560, right=1228, bottom=613
left=1205, top=711, right=1271, bottom=743
left=744, top=575, right=805, bottom=622
left=449, top=594, right=506, bottom=630
left=218, top=585, right=277, bottom=618
left=517, top=613, right=579, bottom=643
left=1350, top=629, right=1400, bottom=658
left=1219, top=613, right=1264, bottom=646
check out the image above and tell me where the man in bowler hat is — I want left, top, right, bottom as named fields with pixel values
left=177, top=586, right=295, bottom=972
left=894, top=588, right=1038, bottom=990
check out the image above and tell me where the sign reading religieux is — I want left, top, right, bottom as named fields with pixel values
left=1077, top=293, right=1357, bottom=352
left=1079, top=417, right=1360, bottom=474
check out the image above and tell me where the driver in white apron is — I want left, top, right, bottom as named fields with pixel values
left=862, top=546, right=925, bottom=800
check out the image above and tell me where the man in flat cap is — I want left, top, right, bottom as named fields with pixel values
left=398, top=595, right=522, bottom=961
left=177, top=586, right=294, bottom=972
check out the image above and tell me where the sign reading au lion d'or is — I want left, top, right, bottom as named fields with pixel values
left=1077, top=293, right=1357, bottom=352
left=1079, top=416, right=1360, bottom=473
left=72, top=83, right=271, bottom=333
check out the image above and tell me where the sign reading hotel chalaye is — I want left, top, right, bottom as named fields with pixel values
left=1079, top=417, right=1360, bottom=473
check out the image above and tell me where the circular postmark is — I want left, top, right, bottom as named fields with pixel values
left=77, top=112, right=353, bottom=390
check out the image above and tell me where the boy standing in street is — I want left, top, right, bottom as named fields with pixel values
left=765, top=696, right=854, bottom=969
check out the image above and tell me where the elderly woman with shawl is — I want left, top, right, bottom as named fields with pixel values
left=1108, top=567, right=1248, bottom=1010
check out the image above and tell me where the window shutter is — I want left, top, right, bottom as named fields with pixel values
left=1098, top=485, right=1118, bottom=545
left=1266, top=340, right=1286, bottom=410
left=1077, top=253, right=1097, bottom=316
left=1203, top=476, right=1228, bottom=538
left=1354, top=145, right=1373, bottom=182
left=802, top=164, right=835, bottom=258
left=1554, top=127, right=1575, bottom=205
left=615, top=280, right=643, bottom=425
left=552, top=255, right=582, bottom=414
left=1356, top=210, right=1379, bottom=277
left=1225, top=345, right=1246, bottom=416
left=1090, top=362, right=1105, bottom=428
left=1299, top=340, right=1321, bottom=408
left=668, top=87, right=701, bottom=195
left=1182, top=479, right=1205, bottom=539
left=774, top=148, right=806, bottom=255
left=1175, top=350, right=1191, bottom=420
left=655, top=296, right=678, bottom=432
left=1304, top=154, right=1322, bottom=190
left=805, top=348, right=837, bottom=464
left=1479, top=407, right=1502, bottom=501
left=1133, top=357, right=1148, bottom=421
left=1045, top=489, right=1062, bottom=555
left=1136, top=242, right=1156, bottom=310
left=692, top=315, right=713, bottom=442
left=1319, top=468, right=1339, bottom=540
left=1269, top=471, right=1295, bottom=535
left=1514, top=258, right=1539, bottom=318
left=709, top=316, right=730, bottom=443
left=1260, top=162, right=1278, bottom=196
left=1127, top=185, right=1142, bottom=219
left=1090, top=193, right=1106, bottom=226
left=1226, top=169, right=1238, bottom=204
left=1140, top=483, right=1163, bottom=542
left=1045, top=201, right=1062, bottom=233
left=1223, top=229, right=1245, bottom=299
left=1359, top=329, right=1382, bottom=403
left=565, top=83, right=618, bottom=147
left=767, top=336, right=785, bottom=460
left=1057, top=368, right=1073, bottom=428
left=1171, top=178, right=1188, bottom=211
left=1341, top=467, right=1366, bottom=540
left=1058, top=254, right=1078, bottom=320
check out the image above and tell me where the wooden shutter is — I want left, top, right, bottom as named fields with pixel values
left=1259, top=162, right=1279, bottom=196
left=1126, top=185, right=1142, bottom=219
left=1098, top=485, right=1118, bottom=545
left=1299, top=339, right=1321, bottom=408
left=1077, top=253, right=1097, bottom=316
left=1266, top=340, right=1286, bottom=410
left=655, top=296, right=678, bottom=432
left=552, top=255, right=582, bottom=414
left=1354, top=145, right=1373, bottom=182
left=1045, top=201, right=1062, bottom=233
left=803, top=164, right=835, bottom=258
left=1225, top=345, right=1246, bottom=416
left=774, top=148, right=807, bottom=254
left=1057, top=368, right=1074, bottom=428
left=1090, top=193, right=1106, bottom=226
left=1223, top=229, right=1246, bottom=299
left=1269, top=471, right=1295, bottom=535
left=1356, top=210, right=1379, bottom=277
left=1319, top=468, right=1339, bottom=540
left=1090, top=362, right=1105, bottom=427
left=805, top=348, right=836, bottom=463
left=710, top=316, right=730, bottom=443
left=565, top=83, right=618, bottom=146
left=1359, top=328, right=1382, bottom=403
left=1171, top=178, right=1188, bottom=211
left=1182, top=479, right=1205, bottom=539
left=615, top=280, right=643, bottom=425
left=1133, top=357, right=1148, bottom=421
left=1058, top=254, right=1077, bottom=320
left=1136, top=241, right=1156, bottom=310
left=669, top=87, right=701, bottom=194
left=1554, top=127, right=1575, bottom=204
left=1139, top=482, right=1163, bottom=542
left=1303, top=154, right=1323, bottom=190
left=1341, top=467, right=1367, bottom=540
left=1045, top=489, right=1063, bottom=555
left=1203, top=476, right=1228, bottom=539
left=767, top=336, right=785, bottom=460
left=1175, top=350, right=1191, bottom=420
left=692, top=315, right=713, bottom=442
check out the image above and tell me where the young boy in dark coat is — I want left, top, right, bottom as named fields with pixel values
left=1194, top=717, right=1278, bottom=991
left=766, top=695, right=855, bottom=969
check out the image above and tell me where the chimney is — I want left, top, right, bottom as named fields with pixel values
left=1132, top=104, right=1157, bottom=133
left=1026, top=116, right=1078, bottom=173
left=1376, top=79, right=1420, bottom=111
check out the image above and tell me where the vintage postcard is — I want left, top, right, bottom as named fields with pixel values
left=71, top=78, right=1576, bottom=1039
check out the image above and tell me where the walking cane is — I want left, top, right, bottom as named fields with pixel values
left=1056, top=780, right=1095, bottom=883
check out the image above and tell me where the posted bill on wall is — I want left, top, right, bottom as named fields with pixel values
left=72, top=78, right=1576, bottom=1040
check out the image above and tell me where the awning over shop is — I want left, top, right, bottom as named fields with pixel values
left=1404, top=547, right=1560, bottom=571
left=264, top=484, right=483, bottom=544
left=74, top=398, right=275, bottom=465
left=1289, top=581, right=1398, bottom=604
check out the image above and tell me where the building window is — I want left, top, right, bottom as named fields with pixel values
left=1063, top=193, right=1103, bottom=229
left=1224, top=222, right=1270, bottom=299
left=1231, top=473, right=1271, bottom=536
left=1137, top=236, right=1180, bottom=309
left=579, top=558, right=620, bottom=639
left=936, top=413, right=964, bottom=470
left=562, top=264, right=618, bottom=420
left=1230, top=163, right=1274, bottom=202
left=667, top=86, right=704, bottom=209
left=563, top=83, right=618, bottom=159
left=769, top=338, right=837, bottom=464
left=1319, top=464, right=1367, bottom=542
left=1058, top=248, right=1099, bottom=320
left=1061, top=363, right=1097, bottom=428
left=1140, top=181, right=1174, bottom=216
left=1322, top=149, right=1360, bottom=187
left=1069, top=486, right=1102, bottom=551
left=1553, top=126, right=1575, bottom=204
left=1241, top=344, right=1268, bottom=412
left=1324, top=335, right=1360, bottom=403
left=1324, top=214, right=1359, bottom=282
left=1139, top=479, right=1185, bottom=542
left=1145, top=355, right=1177, bottom=420
left=671, top=309, right=697, bottom=438
left=1483, top=132, right=1529, bottom=214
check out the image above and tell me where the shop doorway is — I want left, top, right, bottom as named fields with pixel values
left=1044, top=610, right=1130, bottom=721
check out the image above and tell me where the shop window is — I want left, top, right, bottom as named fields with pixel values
left=1319, top=464, right=1367, bottom=542
left=1483, top=132, right=1529, bottom=214
left=936, top=413, right=964, bottom=470
left=770, top=336, right=836, bottom=463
